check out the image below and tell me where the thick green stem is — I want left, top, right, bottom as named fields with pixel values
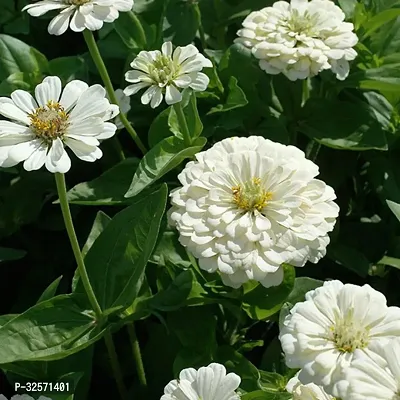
left=54, top=173, right=103, bottom=319
left=173, top=102, right=191, bottom=147
left=127, top=323, right=147, bottom=388
left=82, top=29, right=147, bottom=155
left=104, top=331, right=129, bottom=400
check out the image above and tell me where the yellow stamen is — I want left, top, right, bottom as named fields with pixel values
left=232, top=177, right=272, bottom=212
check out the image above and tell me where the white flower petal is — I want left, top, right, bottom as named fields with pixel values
left=165, top=85, right=182, bottom=105
left=10, top=90, right=38, bottom=114
left=65, top=137, right=102, bottom=162
left=22, top=1, right=68, bottom=17
left=59, top=80, right=89, bottom=111
left=23, top=143, right=48, bottom=171
left=45, top=138, right=71, bottom=173
left=0, top=99, right=30, bottom=125
left=35, top=76, right=62, bottom=106
left=48, top=8, right=74, bottom=35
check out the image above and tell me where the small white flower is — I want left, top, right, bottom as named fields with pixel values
left=22, top=0, right=133, bottom=36
left=168, top=136, right=339, bottom=289
left=108, top=89, right=131, bottom=130
left=0, top=76, right=119, bottom=173
left=124, top=41, right=212, bottom=108
left=236, top=0, right=358, bottom=81
left=161, top=363, right=241, bottom=400
left=286, top=373, right=334, bottom=399
left=279, top=280, right=400, bottom=397
left=340, top=339, right=400, bottom=400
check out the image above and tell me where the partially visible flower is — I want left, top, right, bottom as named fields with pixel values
left=286, top=373, right=334, bottom=399
left=0, top=76, right=119, bottom=173
left=161, top=363, right=240, bottom=400
left=124, top=41, right=212, bottom=108
left=339, top=339, right=400, bottom=400
left=235, top=0, right=358, bottom=81
left=168, top=136, right=339, bottom=289
left=22, top=0, right=133, bottom=36
left=107, top=89, right=131, bottom=130
left=0, top=396, right=52, bottom=400
left=279, top=280, right=400, bottom=397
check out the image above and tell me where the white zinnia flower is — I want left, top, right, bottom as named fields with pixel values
left=124, top=41, right=212, bottom=108
left=235, top=0, right=358, bottom=81
left=279, top=280, right=400, bottom=397
left=22, top=0, right=133, bottom=36
left=286, top=373, right=333, bottom=399
left=168, top=136, right=339, bottom=289
left=161, top=363, right=241, bottom=400
left=340, top=339, right=400, bottom=400
left=0, top=76, right=119, bottom=173
left=108, top=89, right=131, bottom=130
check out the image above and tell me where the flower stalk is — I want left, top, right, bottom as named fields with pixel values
left=127, top=323, right=147, bottom=388
left=173, top=103, right=192, bottom=147
left=82, top=29, right=147, bottom=155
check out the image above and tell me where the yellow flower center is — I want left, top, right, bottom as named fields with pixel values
left=232, top=177, right=272, bottom=212
left=67, top=0, right=91, bottom=5
left=149, top=54, right=180, bottom=86
left=28, top=101, right=69, bottom=144
left=331, top=310, right=370, bottom=353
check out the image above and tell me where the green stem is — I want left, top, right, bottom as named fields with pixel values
left=113, top=136, right=126, bottom=161
left=173, top=102, right=191, bottom=147
left=130, top=11, right=147, bottom=49
left=82, top=30, right=147, bottom=155
left=54, top=173, right=103, bottom=319
left=104, top=331, right=129, bottom=400
left=194, top=3, right=207, bottom=50
left=305, top=139, right=321, bottom=162
left=127, top=323, right=147, bottom=387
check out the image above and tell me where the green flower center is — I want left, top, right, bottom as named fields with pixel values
left=148, top=54, right=180, bottom=86
left=286, top=10, right=319, bottom=38
left=232, top=177, right=272, bottom=212
left=67, top=0, right=91, bottom=5
left=28, top=101, right=69, bottom=144
left=331, top=310, right=370, bottom=353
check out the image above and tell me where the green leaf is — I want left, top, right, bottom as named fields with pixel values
left=0, top=294, right=105, bottom=364
left=125, top=136, right=207, bottom=198
left=286, top=277, right=324, bottom=305
left=299, top=98, right=388, bottom=151
left=242, top=391, right=291, bottom=400
left=0, top=71, right=42, bottom=96
left=328, top=243, right=370, bottom=277
left=362, top=8, right=400, bottom=38
left=338, top=0, right=358, bottom=18
left=378, top=255, right=400, bottom=270
left=208, top=76, right=248, bottom=114
left=214, top=345, right=260, bottom=392
left=77, top=184, right=168, bottom=311
left=64, top=158, right=140, bottom=205
left=0, top=246, right=26, bottom=262
left=148, top=107, right=172, bottom=148
left=242, top=265, right=295, bottom=320
left=0, top=34, right=47, bottom=80
left=37, top=276, right=63, bottom=304
left=169, top=94, right=203, bottom=140
left=258, top=370, right=288, bottom=393
left=113, top=10, right=147, bottom=49
left=48, top=56, right=88, bottom=83
left=387, top=199, right=400, bottom=222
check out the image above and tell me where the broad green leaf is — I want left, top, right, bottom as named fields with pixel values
left=77, top=184, right=168, bottom=311
left=0, top=246, right=26, bottom=262
left=0, top=71, right=42, bottom=96
left=163, top=0, right=199, bottom=45
left=0, top=294, right=105, bottom=364
left=148, top=107, right=172, bottom=148
left=299, top=98, right=388, bottom=151
left=286, top=277, right=324, bottom=305
left=169, top=94, right=203, bottom=140
left=362, top=8, right=400, bottom=38
left=125, top=136, right=207, bottom=198
left=0, top=34, right=47, bottom=80
left=113, top=10, right=147, bottom=49
left=149, top=270, right=205, bottom=311
left=328, top=243, right=370, bottom=277
left=378, top=255, right=400, bottom=270
left=72, top=211, right=112, bottom=292
left=65, top=158, right=140, bottom=205
left=387, top=199, right=400, bottom=222
left=48, top=56, right=88, bottom=83
left=258, top=370, right=288, bottom=393
left=242, top=391, right=291, bottom=400
left=208, top=76, right=248, bottom=114
left=36, top=276, right=63, bottom=304
left=214, top=345, right=260, bottom=392
left=242, top=265, right=295, bottom=320
left=338, top=0, right=358, bottom=18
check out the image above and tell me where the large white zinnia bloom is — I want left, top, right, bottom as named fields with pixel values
left=286, top=373, right=334, bottom=399
left=168, top=136, right=339, bottom=289
left=340, top=339, right=400, bottom=400
left=0, top=76, right=119, bottom=173
left=161, top=363, right=240, bottom=400
left=124, top=42, right=212, bottom=108
left=235, top=0, right=358, bottom=81
left=279, top=280, right=400, bottom=397
left=22, top=0, right=133, bottom=36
